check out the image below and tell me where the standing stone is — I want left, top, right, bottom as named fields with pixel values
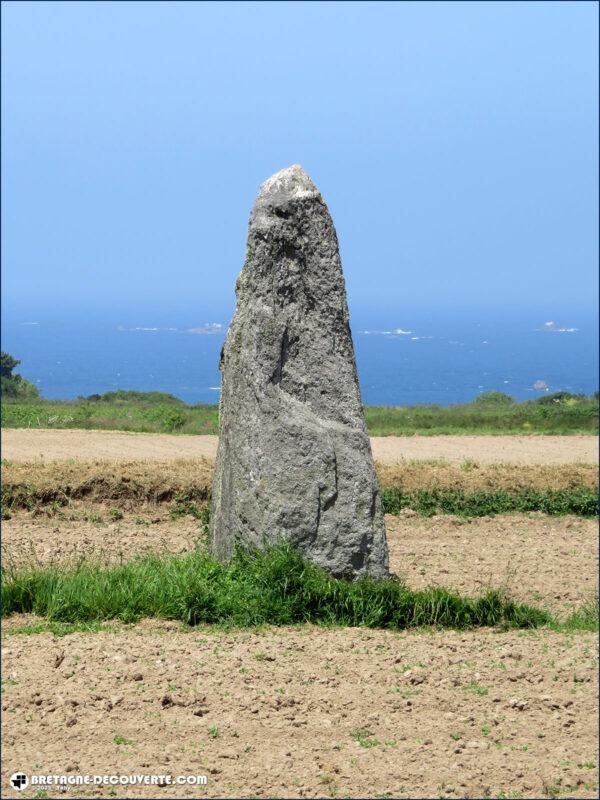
left=210, top=165, right=389, bottom=578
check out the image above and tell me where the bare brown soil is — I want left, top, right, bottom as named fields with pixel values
left=2, top=507, right=596, bottom=618
left=386, top=513, right=598, bottom=617
left=1, top=431, right=598, bottom=798
left=1, top=621, right=597, bottom=798
left=2, top=428, right=598, bottom=464
left=1, top=505, right=203, bottom=570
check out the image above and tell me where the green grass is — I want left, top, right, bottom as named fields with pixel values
left=551, top=596, right=599, bottom=633
left=1, top=542, right=552, bottom=630
left=0, top=397, right=219, bottom=435
left=1, top=391, right=597, bottom=435
left=2, top=620, right=120, bottom=637
left=365, top=394, right=598, bottom=435
left=380, top=487, right=598, bottom=517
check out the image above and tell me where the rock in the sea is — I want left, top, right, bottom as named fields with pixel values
left=210, top=164, right=389, bottom=578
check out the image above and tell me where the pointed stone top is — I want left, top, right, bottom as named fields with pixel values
left=256, top=164, right=320, bottom=206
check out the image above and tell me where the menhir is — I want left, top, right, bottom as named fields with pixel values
left=210, top=164, right=389, bottom=579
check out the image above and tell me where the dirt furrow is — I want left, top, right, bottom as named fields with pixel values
left=1, top=623, right=597, bottom=799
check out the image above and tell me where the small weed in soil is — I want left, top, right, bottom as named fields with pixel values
left=113, top=735, right=135, bottom=746
left=351, top=727, right=382, bottom=748
left=463, top=681, right=489, bottom=696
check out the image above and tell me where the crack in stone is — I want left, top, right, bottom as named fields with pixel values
left=315, top=447, right=338, bottom=534
left=270, top=327, right=299, bottom=387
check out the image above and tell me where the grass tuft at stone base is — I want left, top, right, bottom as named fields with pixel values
left=2, top=542, right=553, bottom=630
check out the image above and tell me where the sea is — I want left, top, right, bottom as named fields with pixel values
left=1, top=308, right=598, bottom=407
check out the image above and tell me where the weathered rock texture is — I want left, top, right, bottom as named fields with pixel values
left=210, top=165, right=389, bottom=578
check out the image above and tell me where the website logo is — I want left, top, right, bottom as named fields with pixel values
left=10, top=773, right=28, bottom=791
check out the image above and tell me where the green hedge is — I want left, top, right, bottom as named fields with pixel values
left=381, top=487, right=598, bottom=517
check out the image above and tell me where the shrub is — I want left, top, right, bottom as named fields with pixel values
left=471, top=391, right=515, bottom=406
left=81, top=390, right=184, bottom=405
left=534, top=392, right=586, bottom=406
left=152, top=405, right=186, bottom=432
left=0, top=352, right=40, bottom=400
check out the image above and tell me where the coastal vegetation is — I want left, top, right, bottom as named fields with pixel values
left=1, top=352, right=596, bottom=434
left=2, top=388, right=598, bottom=435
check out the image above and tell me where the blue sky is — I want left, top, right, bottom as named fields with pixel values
left=2, top=1, right=598, bottom=324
